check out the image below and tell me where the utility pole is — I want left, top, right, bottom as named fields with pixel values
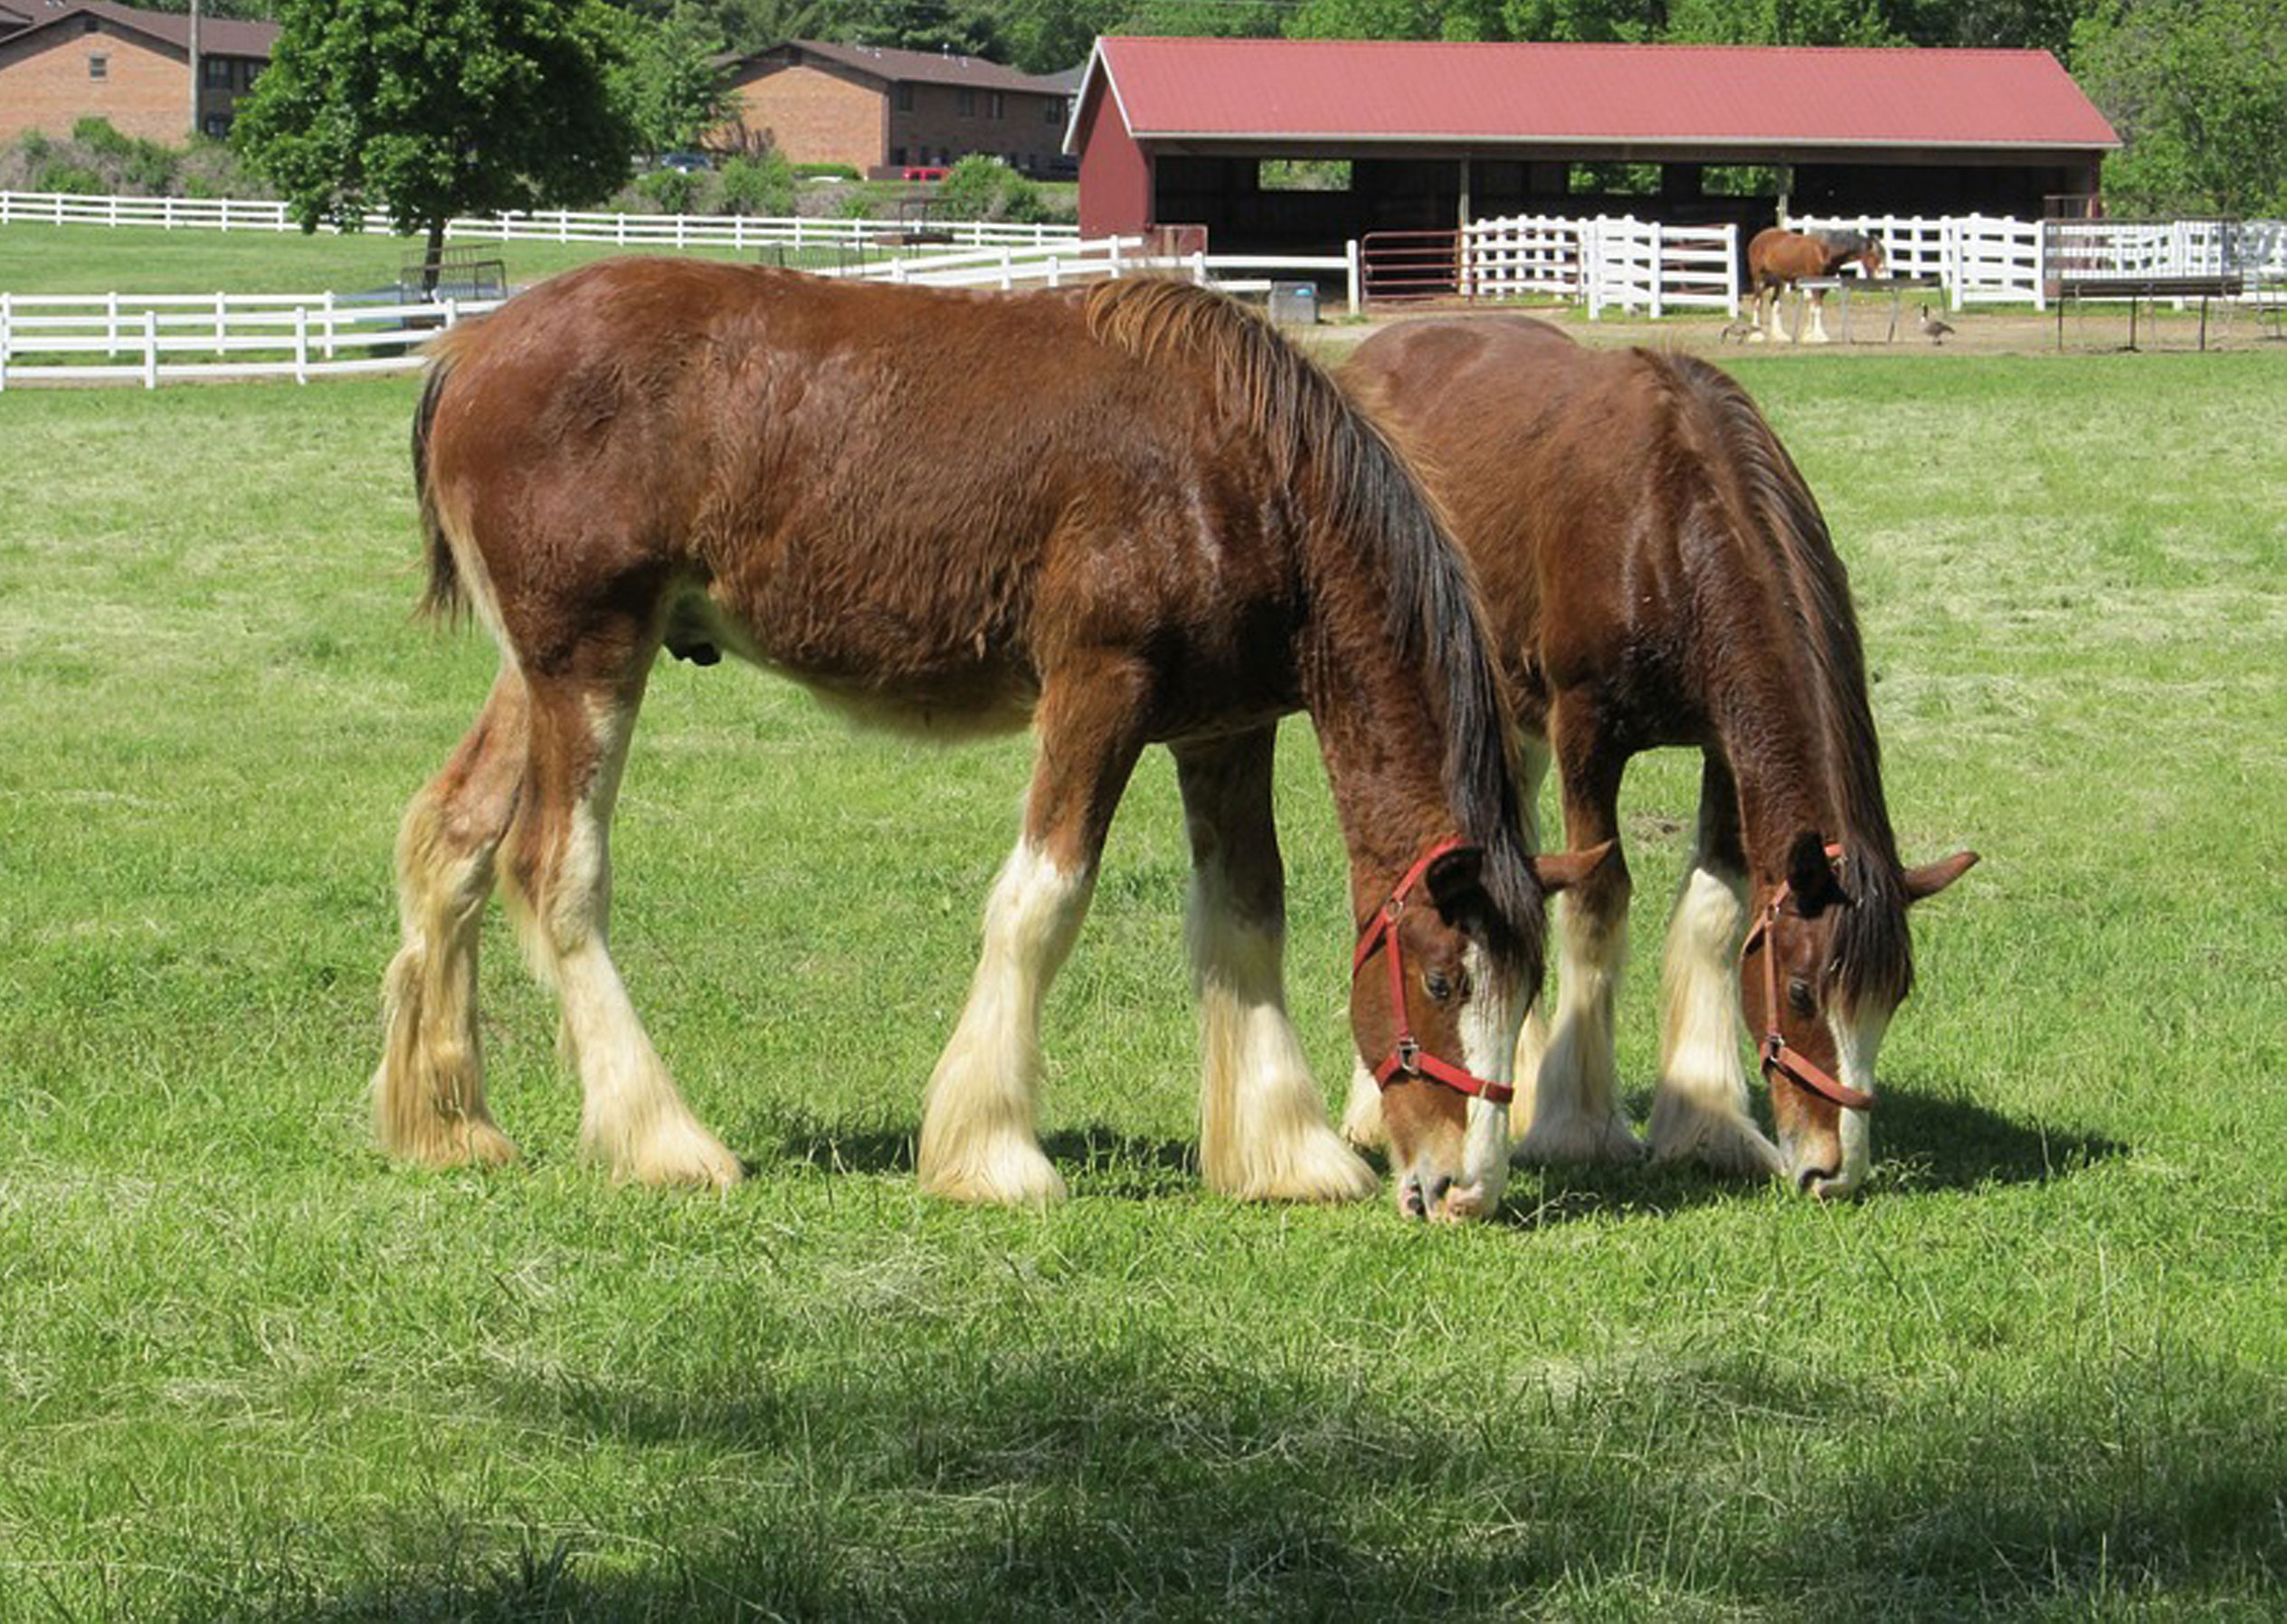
left=187, top=0, right=202, bottom=139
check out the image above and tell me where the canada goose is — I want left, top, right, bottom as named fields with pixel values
left=1919, top=305, right=1956, bottom=345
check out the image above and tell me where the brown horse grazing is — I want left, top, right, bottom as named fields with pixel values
left=1746, top=227, right=1885, bottom=344
left=378, top=260, right=1606, bottom=1222
left=1341, top=317, right=1975, bottom=1197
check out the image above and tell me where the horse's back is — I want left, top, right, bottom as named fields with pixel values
left=417, top=260, right=1319, bottom=731
left=1345, top=316, right=1759, bottom=727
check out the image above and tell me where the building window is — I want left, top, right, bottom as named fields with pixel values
left=892, top=82, right=914, bottom=112
left=985, top=91, right=1003, bottom=119
left=88, top=52, right=107, bottom=80
left=956, top=89, right=974, bottom=117
left=204, top=115, right=231, bottom=138
left=204, top=56, right=231, bottom=86
left=1044, top=100, right=1062, bottom=126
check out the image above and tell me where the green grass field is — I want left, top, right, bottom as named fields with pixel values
left=0, top=220, right=968, bottom=299
left=2, top=336, right=2284, bottom=1619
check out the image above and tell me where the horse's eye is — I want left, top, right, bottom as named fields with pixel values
left=1788, top=980, right=1817, bottom=1017
left=1424, top=969, right=1459, bottom=1003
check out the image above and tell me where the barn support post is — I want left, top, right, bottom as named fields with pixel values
left=1346, top=239, right=1362, bottom=317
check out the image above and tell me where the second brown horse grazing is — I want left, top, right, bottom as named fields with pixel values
left=377, top=261, right=1605, bottom=1222
left=1343, top=317, right=1975, bottom=1197
left=1747, top=227, right=1885, bottom=344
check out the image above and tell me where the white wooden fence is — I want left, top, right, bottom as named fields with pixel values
left=1789, top=214, right=2045, bottom=309
left=0, top=234, right=1363, bottom=388
left=0, top=188, right=1080, bottom=251
left=0, top=290, right=501, bottom=387
left=1457, top=215, right=1740, bottom=317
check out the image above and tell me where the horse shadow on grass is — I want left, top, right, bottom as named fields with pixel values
left=774, top=1119, right=1200, bottom=1201
left=1500, top=1078, right=2129, bottom=1230
left=261, top=1330, right=2278, bottom=1621
left=764, top=1082, right=2124, bottom=1222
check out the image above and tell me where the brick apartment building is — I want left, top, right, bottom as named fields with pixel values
left=0, top=0, right=277, bottom=146
left=721, top=41, right=1071, bottom=177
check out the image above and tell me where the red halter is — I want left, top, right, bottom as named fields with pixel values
left=1739, top=843, right=1875, bottom=1113
left=1352, top=836, right=1514, bottom=1108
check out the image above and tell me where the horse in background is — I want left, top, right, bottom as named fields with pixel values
left=1343, top=317, right=1975, bottom=1198
left=1747, top=227, right=1885, bottom=344
left=379, top=261, right=1607, bottom=1224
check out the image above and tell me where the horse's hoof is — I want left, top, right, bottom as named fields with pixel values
left=602, top=1116, right=745, bottom=1190
left=919, top=1135, right=1068, bottom=1207
left=1339, top=1089, right=1388, bottom=1151
left=1513, top=1111, right=1643, bottom=1167
left=1647, top=1106, right=1784, bottom=1179
left=1212, top=1127, right=1377, bottom=1203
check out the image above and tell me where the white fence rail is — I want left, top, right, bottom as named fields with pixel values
left=0, top=188, right=1080, bottom=250
left=1464, top=214, right=1587, bottom=300
left=0, top=235, right=1362, bottom=388
left=1455, top=215, right=1739, bottom=317
left=1796, top=213, right=2287, bottom=308
left=0, top=290, right=503, bottom=387
left=1790, top=213, right=2045, bottom=309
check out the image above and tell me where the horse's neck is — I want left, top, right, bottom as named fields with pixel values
left=1707, top=642, right=1861, bottom=889
left=1305, top=652, right=1459, bottom=910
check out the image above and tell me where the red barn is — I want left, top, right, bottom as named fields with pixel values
left=1067, top=37, right=2118, bottom=250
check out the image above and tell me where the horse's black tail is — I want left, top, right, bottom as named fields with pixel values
left=409, top=345, right=466, bottom=623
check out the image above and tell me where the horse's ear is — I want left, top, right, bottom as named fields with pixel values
left=1903, top=850, right=1979, bottom=903
left=1788, top=831, right=1850, bottom=917
left=1423, top=843, right=1485, bottom=915
left=1532, top=840, right=1615, bottom=897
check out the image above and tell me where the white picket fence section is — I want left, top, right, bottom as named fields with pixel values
left=1789, top=213, right=2045, bottom=309
left=0, top=290, right=504, bottom=387
left=0, top=188, right=1080, bottom=251
left=1463, top=214, right=1588, bottom=299
left=0, top=234, right=1363, bottom=389
left=1458, top=215, right=1739, bottom=317
left=1590, top=219, right=1740, bottom=318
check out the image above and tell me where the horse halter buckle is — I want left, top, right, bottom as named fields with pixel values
left=1352, top=836, right=1514, bottom=1108
left=1740, top=842, right=1876, bottom=1114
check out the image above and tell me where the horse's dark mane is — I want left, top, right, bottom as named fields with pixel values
left=1084, top=279, right=1537, bottom=960
left=1661, top=351, right=1913, bottom=1007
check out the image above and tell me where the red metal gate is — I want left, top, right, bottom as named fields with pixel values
left=1361, top=230, right=1462, bottom=307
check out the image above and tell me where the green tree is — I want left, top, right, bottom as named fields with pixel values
left=1664, top=0, right=1897, bottom=43
left=1288, top=0, right=1511, bottom=40
left=936, top=152, right=1053, bottom=221
left=619, top=2, right=737, bottom=153
left=232, top=0, right=639, bottom=288
left=2073, top=0, right=2287, bottom=216
left=842, top=0, right=1008, bottom=57
left=718, top=148, right=798, bottom=214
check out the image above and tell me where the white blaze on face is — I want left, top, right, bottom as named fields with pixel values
left=1450, top=940, right=1520, bottom=1215
left=1817, top=1001, right=1892, bottom=1197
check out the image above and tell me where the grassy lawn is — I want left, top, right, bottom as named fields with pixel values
left=0, top=222, right=921, bottom=298
left=1, top=347, right=2283, bottom=1619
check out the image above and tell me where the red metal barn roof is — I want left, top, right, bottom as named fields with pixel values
left=1073, top=37, right=2118, bottom=153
